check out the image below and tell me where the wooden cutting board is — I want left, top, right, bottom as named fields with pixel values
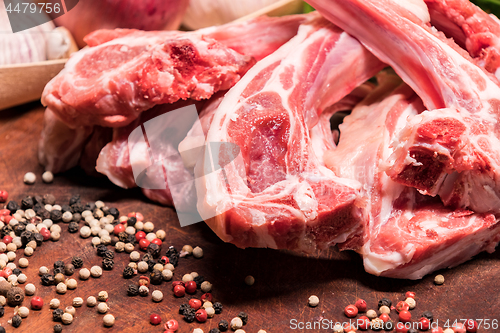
left=0, top=105, right=499, bottom=332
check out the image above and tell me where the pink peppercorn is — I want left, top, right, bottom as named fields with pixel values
left=431, top=328, right=443, bottom=333
left=379, top=313, right=390, bottom=323
left=419, top=317, right=430, bottom=331
left=195, top=309, right=207, bottom=323
left=201, top=293, right=212, bottom=303
left=2, top=235, right=12, bottom=245
left=357, top=316, right=370, bottom=330
left=344, top=304, right=358, bottom=318
left=396, top=322, right=409, bottom=333
left=185, top=281, right=197, bottom=294
left=0, top=209, right=9, bottom=216
left=40, top=228, right=51, bottom=241
left=152, top=238, right=162, bottom=246
left=113, top=224, right=125, bottom=235
left=355, top=299, right=367, bottom=312
left=139, top=238, right=150, bottom=250
left=452, top=323, right=466, bottom=333
left=165, top=319, right=178, bottom=331
left=465, top=319, right=478, bottom=333
left=189, top=299, right=202, bottom=310
left=405, top=291, right=416, bottom=298
left=135, top=231, right=146, bottom=242
left=399, top=310, right=411, bottom=323
left=396, top=301, right=409, bottom=313
left=0, top=190, right=8, bottom=203
left=31, top=296, right=44, bottom=310
left=150, top=313, right=161, bottom=325
left=173, top=285, right=185, bottom=297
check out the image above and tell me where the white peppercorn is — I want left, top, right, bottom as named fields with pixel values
left=91, top=237, right=101, bottom=246
left=434, top=274, right=445, bottom=285
left=52, top=205, right=61, bottom=211
left=165, top=263, right=175, bottom=271
left=137, top=261, right=148, bottom=273
left=50, top=298, right=60, bottom=309
left=103, top=314, right=115, bottom=327
left=205, top=306, right=215, bottom=318
left=87, top=296, right=97, bottom=307
left=24, top=172, right=36, bottom=184
left=134, top=221, right=144, bottom=230
left=0, top=243, right=6, bottom=253
left=404, top=297, right=416, bottom=309
left=79, top=268, right=90, bottom=280
left=151, top=290, right=163, bottom=302
left=8, top=274, right=17, bottom=285
left=153, top=263, right=163, bottom=272
left=124, top=243, right=134, bottom=253
left=234, top=330, right=246, bottom=333
left=443, top=329, right=455, bottom=333
left=143, top=222, right=154, bottom=233
left=231, top=317, right=243, bottom=330
left=193, top=246, right=203, bottom=258
left=6, top=262, right=16, bottom=270
left=73, top=297, right=84, bottom=307
left=66, top=279, right=77, bottom=290
left=80, top=226, right=91, bottom=238
left=146, top=233, right=156, bottom=242
left=62, top=211, right=73, bottom=223
left=0, top=260, right=5, bottom=269
left=6, top=243, right=17, bottom=252
left=202, top=301, right=212, bottom=309
left=51, top=231, right=61, bottom=241
left=98, top=291, right=108, bottom=302
left=25, top=283, right=36, bottom=295
left=42, top=171, right=54, bottom=183
left=0, top=296, right=6, bottom=306
left=97, top=302, right=108, bottom=314
left=91, top=226, right=101, bottom=236
left=125, top=226, right=135, bottom=235
left=82, top=210, right=92, bottom=218
left=182, top=274, right=193, bottom=283
left=17, top=306, right=29, bottom=318
left=308, top=295, right=319, bottom=307
left=193, top=329, right=203, bottom=333
left=18, top=258, right=29, bottom=268
left=115, top=242, right=125, bottom=252
left=257, top=330, right=267, bottom=333
left=24, top=247, right=34, bottom=257
left=366, top=309, right=377, bottom=320
left=162, top=269, right=173, bottom=281
left=138, top=285, right=149, bottom=296
left=39, top=266, right=49, bottom=276
left=156, top=229, right=166, bottom=240
left=25, top=224, right=37, bottom=232
left=65, top=306, right=76, bottom=316
left=45, top=204, right=53, bottom=211
left=56, top=282, right=67, bottom=294
left=12, top=238, right=22, bottom=249
left=95, top=200, right=105, bottom=209
left=128, top=262, right=138, bottom=270
left=17, top=274, right=26, bottom=284
left=190, top=272, right=198, bottom=278
left=61, top=312, right=73, bottom=324
left=379, top=305, right=391, bottom=314
left=245, top=275, right=255, bottom=286
left=0, top=254, right=8, bottom=263
left=130, top=251, right=140, bottom=262
left=90, top=266, right=102, bottom=278
left=104, top=224, right=114, bottom=233
left=201, top=281, right=212, bottom=293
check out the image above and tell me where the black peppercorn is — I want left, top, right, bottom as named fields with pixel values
left=103, top=250, right=114, bottom=260
left=72, top=213, right=81, bottom=222
left=33, top=202, right=43, bottom=213
left=179, top=303, right=191, bottom=315
left=84, top=202, right=96, bottom=212
left=6, top=201, right=19, bottom=214
left=20, top=230, right=33, bottom=245
left=0, top=305, right=4, bottom=317
left=71, top=256, right=83, bottom=269
left=218, top=319, right=229, bottom=332
left=127, top=217, right=136, bottom=226
left=213, top=302, right=223, bottom=314
left=43, top=194, right=56, bottom=205
left=68, top=222, right=79, bottom=233
left=165, top=246, right=179, bottom=266
left=108, top=207, right=119, bottom=219
left=69, top=195, right=80, bottom=205
left=127, top=284, right=139, bottom=296
left=0, top=327, right=4, bottom=333
left=378, top=298, right=392, bottom=308
left=123, top=266, right=134, bottom=279
left=238, top=312, right=248, bottom=325
left=147, top=260, right=156, bottom=272
left=150, top=269, right=162, bottom=285
left=385, top=320, right=394, bottom=331
left=194, top=275, right=205, bottom=289
left=50, top=210, right=62, bottom=222
left=52, top=308, right=64, bottom=322
left=96, top=244, right=107, bottom=257
left=118, top=232, right=128, bottom=243
left=33, top=195, right=44, bottom=204
left=147, top=243, right=161, bottom=258
left=14, top=224, right=26, bottom=237
left=41, top=274, right=55, bottom=286
left=38, top=208, right=51, bottom=220
left=183, top=308, right=196, bottom=323
left=11, top=314, right=22, bottom=328
left=142, top=253, right=153, bottom=262
left=110, top=236, right=119, bottom=246
left=33, top=233, right=43, bottom=246
left=70, top=203, right=84, bottom=214
left=102, top=258, right=114, bottom=270
left=54, top=324, right=63, bottom=333
left=126, top=234, right=136, bottom=244
left=12, top=268, right=21, bottom=276
left=53, top=267, right=64, bottom=275
left=60, top=205, right=72, bottom=213
left=6, top=287, right=24, bottom=306
left=20, top=196, right=34, bottom=210
left=1, top=225, right=12, bottom=238
left=209, top=329, right=221, bottom=333
left=64, top=264, right=75, bottom=276
left=422, top=311, right=434, bottom=322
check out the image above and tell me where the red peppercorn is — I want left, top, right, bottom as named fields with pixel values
left=0, top=209, right=10, bottom=216
left=161, top=256, right=169, bottom=264
left=171, top=281, right=184, bottom=289
left=201, top=293, right=212, bottom=303
left=0, top=190, right=8, bottom=203
left=135, top=231, right=146, bottom=242
left=40, top=228, right=51, bottom=241
left=399, top=310, right=411, bottom=323
left=343, top=322, right=357, bottom=332
left=396, top=301, right=409, bottom=313
left=379, top=313, right=390, bottom=323
left=128, top=212, right=144, bottom=221
left=185, top=281, right=197, bottom=294
left=2, top=267, right=12, bottom=278
left=405, top=291, right=416, bottom=299
left=431, top=328, right=443, bottom=333
left=3, top=216, right=12, bottom=224
left=396, top=322, right=409, bottom=333
left=2, top=235, right=12, bottom=245
left=31, top=296, right=44, bottom=310
left=452, top=323, right=466, bottom=333
left=357, top=315, right=370, bottom=330
left=151, top=238, right=162, bottom=246
left=355, top=299, right=367, bottom=312
left=344, top=304, right=358, bottom=318
left=165, top=319, right=179, bottom=331
left=139, top=238, right=150, bottom=250
left=150, top=313, right=161, bottom=325
left=195, top=309, right=207, bottom=323
left=419, top=317, right=430, bottom=331
left=113, top=224, right=125, bottom=235
left=173, top=285, right=185, bottom=297
left=189, top=299, right=202, bottom=310
left=139, top=276, right=150, bottom=287
left=465, top=319, right=478, bottom=333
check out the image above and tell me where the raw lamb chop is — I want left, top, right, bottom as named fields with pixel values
left=325, top=73, right=500, bottom=279
left=195, top=16, right=385, bottom=252
left=41, top=14, right=311, bottom=129
left=307, top=0, right=500, bottom=213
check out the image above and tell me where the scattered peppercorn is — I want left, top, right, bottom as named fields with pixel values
left=165, top=246, right=179, bottom=266
left=0, top=191, right=8, bottom=203
left=64, top=264, right=75, bottom=276
left=184, top=308, right=196, bottom=323
left=399, top=310, right=411, bottom=322
left=54, top=324, right=62, bottom=333
left=53, top=308, right=64, bottom=322
left=41, top=274, right=55, bottom=286
left=219, top=319, right=229, bottom=332
left=11, top=314, right=22, bottom=327
left=139, top=285, right=149, bottom=296
left=378, top=298, right=392, bottom=308
left=231, top=317, right=243, bottom=330
left=123, top=266, right=134, bottom=279
left=71, top=257, right=83, bottom=269
left=434, top=274, right=445, bottom=285
left=213, top=302, right=223, bottom=314
left=68, top=222, right=79, bottom=233
left=102, top=258, right=114, bottom=270
left=358, top=315, right=370, bottom=330
left=422, top=311, right=434, bottom=322
left=7, top=287, right=24, bottom=306
left=209, top=329, right=221, bottom=333
left=150, top=313, right=161, bottom=325
left=238, top=312, right=248, bottom=325
left=366, top=309, right=377, bottom=320
left=193, top=275, right=205, bottom=289
left=127, top=284, right=139, bottom=296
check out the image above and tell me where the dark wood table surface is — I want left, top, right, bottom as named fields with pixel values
left=0, top=103, right=499, bottom=333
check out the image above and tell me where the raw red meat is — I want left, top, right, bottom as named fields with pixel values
left=307, top=0, right=500, bottom=214
left=195, top=16, right=385, bottom=251
left=325, top=73, right=500, bottom=279
left=41, top=14, right=311, bottom=129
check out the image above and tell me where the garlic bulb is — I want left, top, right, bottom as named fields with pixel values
left=182, top=0, right=303, bottom=30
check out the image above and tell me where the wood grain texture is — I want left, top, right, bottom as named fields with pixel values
left=0, top=104, right=499, bottom=332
